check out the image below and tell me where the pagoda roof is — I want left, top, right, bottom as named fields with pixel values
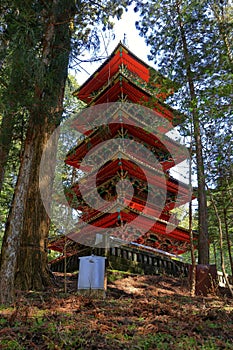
left=65, top=188, right=181, bottom=228
left=65, top=120, right=188, bottom=172
left=70, top=100, right=177, bottom=135
left=66, top=202, right=195, bottom=255
left=74, top=42, right=184, bottom=125
left=66, top=147, right=191, bottom=197
left=75, top=42, right=152, bottom=99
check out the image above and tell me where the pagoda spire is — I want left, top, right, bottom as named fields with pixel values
left=123, top=33, right=128, bottom=47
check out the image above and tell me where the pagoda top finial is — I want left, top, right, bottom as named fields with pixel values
left=123, top=33, right=128, bottom=47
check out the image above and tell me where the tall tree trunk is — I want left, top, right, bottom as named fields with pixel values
left=208, top=188, right=233, bottom=297
left=0, top=112, right=15, bottom=193
left=188, top=132, right=196, bottom=296
left=223, top=207, right=233, bottom=278
left=0, top=0, right=75, bottom=304
left=14, top=118, right=57, bottom=291
left=194, top=118, right=209, bottom=265
left=176, top=0, right=209, bottom=264
left=0, top=119, right=54, bottom=302
left=189, top=193, right=196, bottom=296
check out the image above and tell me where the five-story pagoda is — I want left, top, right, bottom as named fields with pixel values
left=58, top=42, right=194, bottom=257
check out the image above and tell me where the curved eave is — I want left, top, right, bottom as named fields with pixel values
left=74, top=42, right=151, bottom=101
left=77, top=74, right=182, bottom=126
left=67, top=210, right=195, bottom=249
left=65, top=120, right=187, bottom=169
left=66, top=158, right=191, bottom=206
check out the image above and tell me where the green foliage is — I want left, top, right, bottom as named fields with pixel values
left=207, top=179, right=233, bottom=274
left=135, top=0, right=233, bottom=123
left=63, top=74, right=82, bottom=117
left=0, top=109, right=28, bottom=240
left=70, top=1, right=133, bottom=63
left=134, top=0, right=233, bottom=265
left=139, top=0, right=232, bottom=165
left=0, top=0, right=132, bottom=252
left=0, top=0, right=132, bottom=119
left=0, top=75, right=82, bottom=248
left=0, top=340, right=24, bottom=350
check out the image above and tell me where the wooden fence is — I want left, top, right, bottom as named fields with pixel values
left=49, top=244, right=189, bottom=278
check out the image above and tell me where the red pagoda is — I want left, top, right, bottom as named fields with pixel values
left=50, top=42, right=194, bottom=259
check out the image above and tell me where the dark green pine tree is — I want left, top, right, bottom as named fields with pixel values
left=134, top=0, right=232, bottom=265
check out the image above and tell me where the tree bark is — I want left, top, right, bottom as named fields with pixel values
left=14, top=118, right=56, bottom=291
left=194, top=120, right=209, bottom=265
left=176, top=0, right=209, bottom=264
left=208, top=188, right=233, bottom=297
left=0, top=112, right=15, bottom=194
left=0, top=0, right=75, bottom=304
left=0, top=119, right=54, bottom=301
left=223, top=207, right=233, bottom=278
left=189, top=192, right=196, bottom=296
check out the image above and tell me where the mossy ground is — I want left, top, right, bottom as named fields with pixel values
left=0, top=272, right=232, bottom=349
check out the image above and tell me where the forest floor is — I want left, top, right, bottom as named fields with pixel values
left=0, top=271, right=232, bottom=349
